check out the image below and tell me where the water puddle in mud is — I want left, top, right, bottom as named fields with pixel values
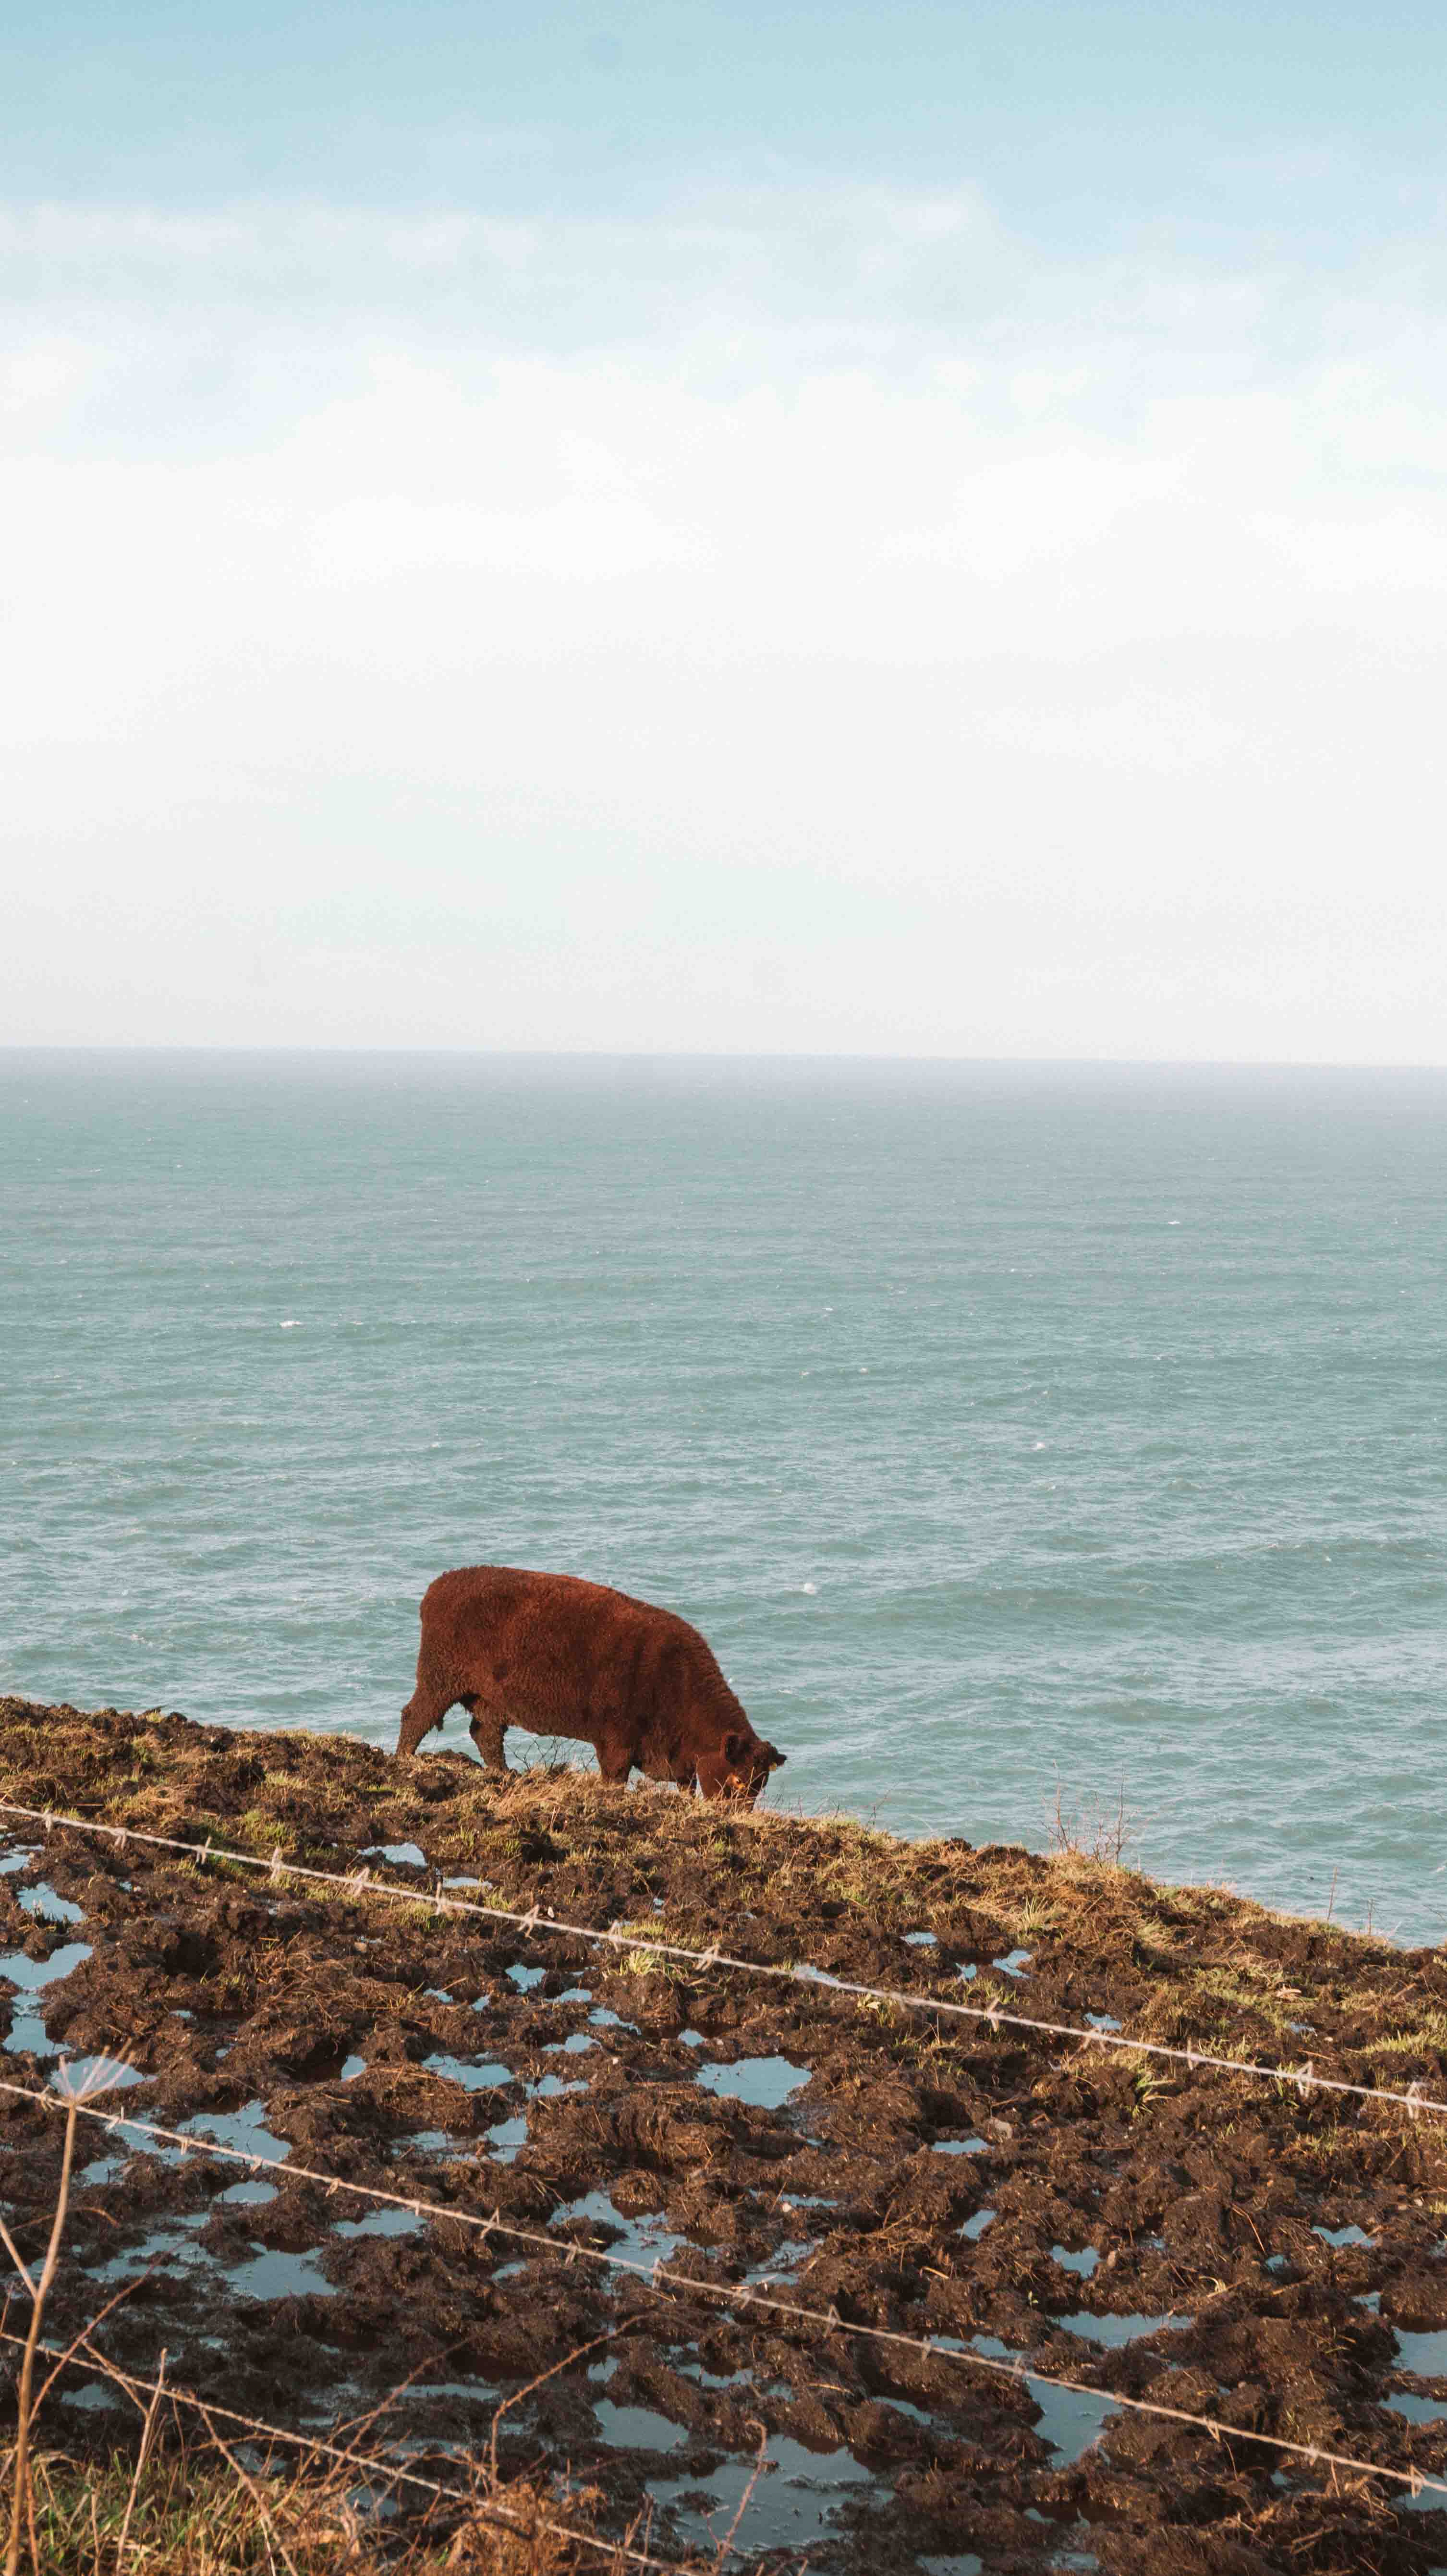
left=507, top=1963, right=546, bottom=1993
left=992, top=1950, right=1033, bottom=1979
left=649, top=2434, right=873, bottom=2561
left=933, top=2138, right=988, bottom=2157
left=19, top=1885, right=85, bottom=1926
left=695, top=2056, right=811, bottom=2110
left=423, top=2052, right=513, bottom=2094
left=1313, top=2223, right=1374, bottom=2248
left=1057, top=2310, right=1193, bottom=2348
left=228, top=2245, right=338, bottom=2301
left=180, top=2102, right=293, bottom=2166
left=1387, top=2393, right=1447, bottom=2425
left=966, top=2338, right=1119, bottom=2465
left=543, top=2033, right=596, bottom=2056
left=363, top=1843, right=427, bottom=1869
left=1052, top=2246, right=1101, bottom=2278
left=335, top=2208, right=425, bottom=2241
left=1084, top=2011, right=1121, bottom=2033
left=552, top=2189, right=686, bottom=2270
left=0, top=1942, right=93, bottom=1993
left=593, top=2399, right=686, bottom=2453
left=0, top=1851, right=38, bottom=1876
left=958, top=2209, right=996, bottom=2242
left=488, top=2114, right=528, bottom=2163
left=1394, top=2326, right=1447, bottom=2376
left=904, top=1931, right=937, bottom=1948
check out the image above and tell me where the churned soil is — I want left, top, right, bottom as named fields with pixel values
left=4, top=1696, right=1447, bottom=2576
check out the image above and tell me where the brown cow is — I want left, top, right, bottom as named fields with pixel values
left=397, top=1564, right=786, bottom=1802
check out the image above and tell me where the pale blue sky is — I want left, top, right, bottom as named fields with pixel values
left=6, top=3, right=1447, bottom=1056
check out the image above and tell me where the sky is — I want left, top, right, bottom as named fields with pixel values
left=6, top=1, right=1447, bottom=1059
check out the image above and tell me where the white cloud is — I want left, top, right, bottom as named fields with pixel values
left=2, top=183, right=1446, bottom=1057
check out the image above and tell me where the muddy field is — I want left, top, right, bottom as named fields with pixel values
left=5, top=1697, right=1447, bottom=2575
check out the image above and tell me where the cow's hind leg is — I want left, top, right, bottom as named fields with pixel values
left=464, top=1697, right=511, bottom=1775
left=396, top=1685, right=452, bottom=1760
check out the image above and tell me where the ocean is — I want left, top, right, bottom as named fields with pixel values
left=3, top=1052, right=1444, bottom=1943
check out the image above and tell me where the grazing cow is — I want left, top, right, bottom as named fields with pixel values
left=397, top=1564, right=786, bottom=1802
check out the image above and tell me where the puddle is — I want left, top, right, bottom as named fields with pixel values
left=1265, top=2253, right=1291, bottom=2275
left=340, top=2055, right=366, bottom=2082
left=0, top=1850, right=38, bottom=1876
left=552, top=2189, right=686, bottom=2270
left=958, top=1964, right=978, bottom=1983
left=958, top=2210, right=996, bottom=2242
left=1052, top=2246, right=1101, bottom=2278
left=507, top=1964, right=546, bottom=1993
left=0, top=1942, right=93, bottom=1992
left=219, top=2177, right=278, bottom=2207
left=649, top=2434, right=871, bottom=2560
left=53, top=2053, right=148, bottom=2093
left=19, top=1885, right=85, bottom=1926
left=180, top=2102, right=292, bottom=2166
left=528, top=2072, right=588, bottom=2100
left=593, top=2400, right=685, bottom=2453
left=680, top=2030, right=707, bottom=2049
left=745, top=2239, right=813, bottom=2284
left=543, top=2033, right=596, bottom=2056
left=423, top=2053, right=513, bottom=2094
left=1057, top=2310, right=1192, bottom=2348
left=588, top=2007, right=636, bottom=2032
left=1084, top=2012, right=1122, bottom=2033
left=228, top=2244, right=337, bottom=2301
left=87, top=2216, right=211, bottom=2286
left=424, top=1988, right=453, bottom=2003
left=992, top=1950, right=1033, bottom=1979
left=59, top=2382, right=119, bottom=2414
left=442, top=1875, right=486, bottom=1890
left=1395, top=2327, right=1447, bottom=2376
left=921, top=2558, right=985, bottom=2576
left=363, top=1843, right=426, bottom=1869
left=488, top=2114, right=528, bottom=2165
left=968, top=2340, right=1119, bottom=2465
left=695, top=2056, right=810, bottom=2111
left=904, top=1931, right=938, bottom=1948
left=334, top=2208, right=425, bottom=2240
left=1356, top=2292, right=1382, bottom=2313
left=560, top=1987, right=592, bottom=2004
left=1387, top=2394, right=1447, bottom=2425
left=5, top=2010, right=57, bottom=2059
left=1313, top=2223, right=1374, bottom=2248
left=932, top=2138, right=988, bottom=2157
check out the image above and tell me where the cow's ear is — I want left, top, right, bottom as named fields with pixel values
left=765, top=1742, right=786, bottom=1768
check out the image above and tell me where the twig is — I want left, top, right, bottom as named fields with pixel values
left=3, top=2095, right=79, bottom=2576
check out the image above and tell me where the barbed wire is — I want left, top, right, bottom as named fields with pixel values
left=2, top=1798, right=1444, bottom=2128
left=1, top=2070, right=1443, bottom=2505
left=0, top=2323, right=691, bottom=2572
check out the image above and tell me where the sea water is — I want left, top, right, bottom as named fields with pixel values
left=2, top=1052, right=1444, bottom=1943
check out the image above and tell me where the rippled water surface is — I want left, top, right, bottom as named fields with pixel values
left=3, top=1052, right=1445, bottom=1939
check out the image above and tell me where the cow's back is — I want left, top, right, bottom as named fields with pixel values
left=418, top=1563, right=715, bottom=1730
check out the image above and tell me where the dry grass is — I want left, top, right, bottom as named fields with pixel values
left=18, top=2446, right=655, bottom=2575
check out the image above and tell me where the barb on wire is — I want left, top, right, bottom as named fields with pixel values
left=1, top=2070, right=1443, bottom=2504
left=0, top=1797, right=1442, bottom=2129
left=0, top=2326, right=687, bottom=2573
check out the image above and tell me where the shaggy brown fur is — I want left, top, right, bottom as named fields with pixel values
left=397, top=1564, right=786, bottom=1802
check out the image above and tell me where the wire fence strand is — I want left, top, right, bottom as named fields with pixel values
left=0, top=2323, right=690, bottom=2572
left=2, top=2069, right=1443, bottom=2505
left=1, top=1798, right=1444, bottom=2129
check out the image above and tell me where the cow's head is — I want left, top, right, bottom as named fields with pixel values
left=702, top=1729, right=787, bottom=1806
